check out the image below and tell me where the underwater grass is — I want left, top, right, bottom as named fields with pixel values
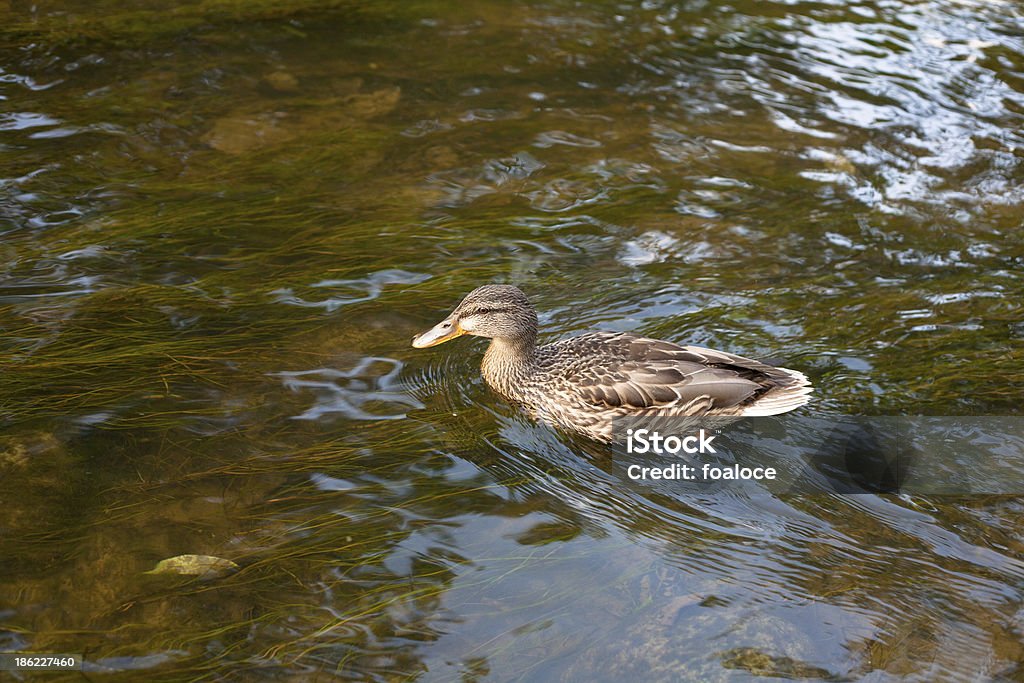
left=0, top=0, right=424, bottom=49
left=3, top=0, right=1024, bottom=679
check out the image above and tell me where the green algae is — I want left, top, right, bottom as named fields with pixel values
left=0, top=0, right=416, bottom=48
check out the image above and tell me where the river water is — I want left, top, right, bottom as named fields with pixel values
left=2, top=0, right=1023, bottom=680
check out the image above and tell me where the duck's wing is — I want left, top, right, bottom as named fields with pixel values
left=563, top=333, right=805, bottom=412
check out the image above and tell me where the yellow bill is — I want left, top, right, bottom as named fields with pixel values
left=411, top=316, right=465, bottom=348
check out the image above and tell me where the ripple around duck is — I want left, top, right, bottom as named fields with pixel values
left=404, top=342, right=484, bottom=418
left=480, top=415, right=862, bottom=586
left=274, top=357, right=424, bottom=421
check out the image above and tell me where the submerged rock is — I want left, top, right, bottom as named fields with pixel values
left=202, top=112, right=295, bottom=154
left=147, top=554, right=239, bottom=579
left=263, top=70, right=300, bottom=93
left=341, top=86, right=401, bottom=119
left=202, top=86, right=400, bottom=154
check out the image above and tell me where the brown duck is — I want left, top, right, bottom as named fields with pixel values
left=412, top=284, right=812, bottom=442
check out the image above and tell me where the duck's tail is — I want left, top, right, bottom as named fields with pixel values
left=739, top=367, right=813, bottom=416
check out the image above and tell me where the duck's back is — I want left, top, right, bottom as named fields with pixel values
left=526, top=332, right=811, bottom=438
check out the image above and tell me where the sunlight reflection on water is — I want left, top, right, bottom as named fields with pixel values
left=275, top=357, right=424, bottom=420
left=2, top=0, right=1023, bottom=679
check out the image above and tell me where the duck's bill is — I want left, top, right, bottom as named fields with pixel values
left=411, top=317, right=465, bottom=348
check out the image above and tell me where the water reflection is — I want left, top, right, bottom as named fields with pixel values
left=276, top=357, right=423, bottom=421
left=1, top=0, right=1023, bottom=679
left=273, top=269, right=431, bottom=312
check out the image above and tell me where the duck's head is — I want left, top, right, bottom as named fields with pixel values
left=412, top=284, right=538, bottom=348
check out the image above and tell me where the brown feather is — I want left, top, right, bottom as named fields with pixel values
left=416, top=285, right=812, bottom=442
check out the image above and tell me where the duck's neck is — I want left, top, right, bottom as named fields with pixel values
left=481, top=335, right=537, bottom=400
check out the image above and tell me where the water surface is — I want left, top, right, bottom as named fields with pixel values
left=2, top=0, right=1024, bottom=680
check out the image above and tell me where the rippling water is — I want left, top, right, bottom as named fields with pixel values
left=1, top=0, right=1023, bottom=680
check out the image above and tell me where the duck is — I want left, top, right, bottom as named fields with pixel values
left=412, top=284, right=812, bottom=442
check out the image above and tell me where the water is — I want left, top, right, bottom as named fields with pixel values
left=1, top=0, right=1023, bottom=679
